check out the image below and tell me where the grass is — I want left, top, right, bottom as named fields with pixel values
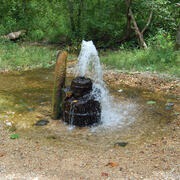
left=0, top=40, right=55, bottom=71
left=0, top=40, right=179, bottom=77
left=100, top=48, right=180, bottom=77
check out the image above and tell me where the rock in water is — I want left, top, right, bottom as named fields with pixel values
left=165, top=102, right=174, bottom=110
left=114, top=142, right=128, bottom=147
left=63, top=77, right=101, bottom=127
left=35, top=119, right=49, bottom=126
left=52, top=51, right=68, bottom=119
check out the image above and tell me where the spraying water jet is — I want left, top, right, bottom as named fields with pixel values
left=53, top=40, right=127, bottom=127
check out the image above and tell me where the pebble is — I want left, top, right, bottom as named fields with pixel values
left=114, top=142, right=128, bottom=147
left=35, top=119, right=49, bottom=126
left=165, top=102, right=174, bottom=110
left=5, top=120, right=12, bottom=127
left=118, top=89, right=123, bottom=93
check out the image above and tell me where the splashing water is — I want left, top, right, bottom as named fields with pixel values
left=75, top=40, right=135, bottom=129
left=75, top=40, right=103, bottom=84
left=68, top=102, right=75, bottom=130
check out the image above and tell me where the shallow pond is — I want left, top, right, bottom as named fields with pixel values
left=0, top=68, right=178, bottom=150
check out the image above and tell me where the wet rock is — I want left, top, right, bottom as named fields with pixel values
left=118, top=89, right=123, bottom=93
left=27, top=107, right=35, bottom=112
left=4, top=120, right=12, bottom=127
left=35, top=119, right=49, bottom=126
left=46, top=135, right=56, bottom=139
left=52, top=51, right=68, bottom=119
left=174, top=111, right=179, bottom=116
left=63, top=76, right=101, bottom=127
left=9, top=126, right=16, bottom=132
left=114, top=142, right=128, bottom=147
left=71, top=76, right=92, bottom=97
left=165, top=102, right=174, bottom=110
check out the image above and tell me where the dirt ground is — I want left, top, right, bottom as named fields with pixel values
left=67, top=60, right=180, bottom=95
left=0, top=65, right=179, bottom=179
left=0, top=122, right=179, bottom=180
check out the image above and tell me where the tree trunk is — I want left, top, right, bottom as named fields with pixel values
left=67, top=0, right=76, bottom=33
left=176, top=25, right=180, bottom=49
left=77, top=0, right=84, bottom=38
left=129, top=8, right=148, bottom=49
left=118, top=0, right=132, bottom=43
left=125, top=0, right=132, bottom=40
left=141, top=11, right=153, bottom=34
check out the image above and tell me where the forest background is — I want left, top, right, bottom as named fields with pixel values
left=0, top=0, right=179, bottom=76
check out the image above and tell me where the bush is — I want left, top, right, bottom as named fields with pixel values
left=100, top=35, right=179, bottom=76
left=30, top=30, right=45, bottom=41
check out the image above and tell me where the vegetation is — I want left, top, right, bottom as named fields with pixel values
left=0, top=40, right=55, bottom=71
left=0, top=0, right=179, bottom=47
left=0, top=39, right=179, bottom=77
left=101, top=49, right=179, bottom=76
left=101, top=32, right=180, bottom=76
left=0, top=0, right=179, bottom=76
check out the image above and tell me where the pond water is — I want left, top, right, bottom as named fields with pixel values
left=0, top=68, right=177, bottom=150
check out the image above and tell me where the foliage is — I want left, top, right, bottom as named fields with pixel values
left=0, top=0, right=179, bottom=77
left=0, top=40, right=55, bottom=71
left=0, top=0, right=67, bottom=42
left=101, top=43, right=179, bottom=76
left=0, top=40, right=179, bottom=76
left=0, top=0, right=179, bottom=47
left=10, top=133, right=19, bottom=139
left=146, top=101, right=156, bottom=105
left=132, top=0, right=179, bottom=36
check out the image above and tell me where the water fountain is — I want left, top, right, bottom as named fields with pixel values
left=0, top=42, right=178, bottom=179
left=52, top=40, right=133, bottom=127
left=62, top=40, right=103, bottom=126
left=62, top=76, right=101, bottom=126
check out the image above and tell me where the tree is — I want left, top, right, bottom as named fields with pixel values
left=0, top=0, right=178, bottom=47
left=123, top=0, right=154, bottom=49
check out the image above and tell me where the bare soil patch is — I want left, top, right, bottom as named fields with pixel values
left=0, top=64, right=179, bottom=179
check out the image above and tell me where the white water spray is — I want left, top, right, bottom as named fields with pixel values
left=75, top=40, right=135, bottom=129
left=75, top=40, right=103, bottom=84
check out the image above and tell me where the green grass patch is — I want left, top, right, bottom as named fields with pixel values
left=0, top=40, right=179, bottom=77
left=0, top=40, right=55, bottom=71
left=100, top=48, right=180, bottom=77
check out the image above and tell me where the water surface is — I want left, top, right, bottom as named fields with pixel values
left=0, top=68, right=178, bottom=150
